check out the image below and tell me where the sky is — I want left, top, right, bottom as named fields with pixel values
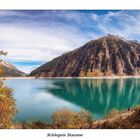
left=0, top=10, right=140, bottom=73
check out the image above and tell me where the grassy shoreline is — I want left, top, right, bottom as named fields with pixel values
left=37, top=76, right=140, bottom=79
left=1, top=75, right=140, bottom=80
left=12, top=106, right=140, bottom=129
left=0, top=77, right=35, bottom=80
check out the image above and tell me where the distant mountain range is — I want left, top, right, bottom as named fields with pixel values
left=29, top=34, right=140, bottom=77
left=0, top=60, right=26, bottom=77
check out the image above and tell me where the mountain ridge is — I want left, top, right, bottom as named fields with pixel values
left=29, top=34, right=140, bottom=77
left=0, top=60, right=26, bottom=77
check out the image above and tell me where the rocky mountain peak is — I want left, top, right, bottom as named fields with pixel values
left=29, top=35, right=140, bottom=77
left=0, top=60, right=26, bottom=77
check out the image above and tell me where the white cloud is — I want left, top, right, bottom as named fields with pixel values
left=0, top=22, right=90, bottom=73
left=90, top=11, right=140, bottom=40
left=103, top=11, right=125, bottom=22
left=91, top=13, right=98, bottom=21
left=15, top=65, right=40, bottom=74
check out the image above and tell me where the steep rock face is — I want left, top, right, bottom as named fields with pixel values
left=29, top=34, right=140, bottom=77
left=0, top=60, right=26, bottom=77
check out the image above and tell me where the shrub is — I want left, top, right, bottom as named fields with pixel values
left=51, top=108, right=92, bottom=129
left=106, top=108, right=120, bottom=119
left=0, top=50, right=16, bottom=128
left=0, top=82, right=16, bottom=128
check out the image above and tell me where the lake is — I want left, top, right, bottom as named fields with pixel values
left=4, top=78, right=140, bottom=123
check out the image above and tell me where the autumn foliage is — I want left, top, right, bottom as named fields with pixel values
left=0, top=51, right=16, bottom=128
left=51, top=108, right=92, bottom=129
left=0, top=83, right=16, bottom=128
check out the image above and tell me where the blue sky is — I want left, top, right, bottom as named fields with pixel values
left=0, top=10, right=140, bottom=73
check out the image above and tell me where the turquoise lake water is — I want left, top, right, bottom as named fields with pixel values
left=4, top=78, right=140, bottom=122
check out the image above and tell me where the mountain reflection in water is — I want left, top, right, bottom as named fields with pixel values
left=43, top=79, right=140, bottom=119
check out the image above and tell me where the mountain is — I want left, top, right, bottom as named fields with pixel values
left=29, top=34, right=140, bottom=77
left=0, top=60, right=26, bottom=77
